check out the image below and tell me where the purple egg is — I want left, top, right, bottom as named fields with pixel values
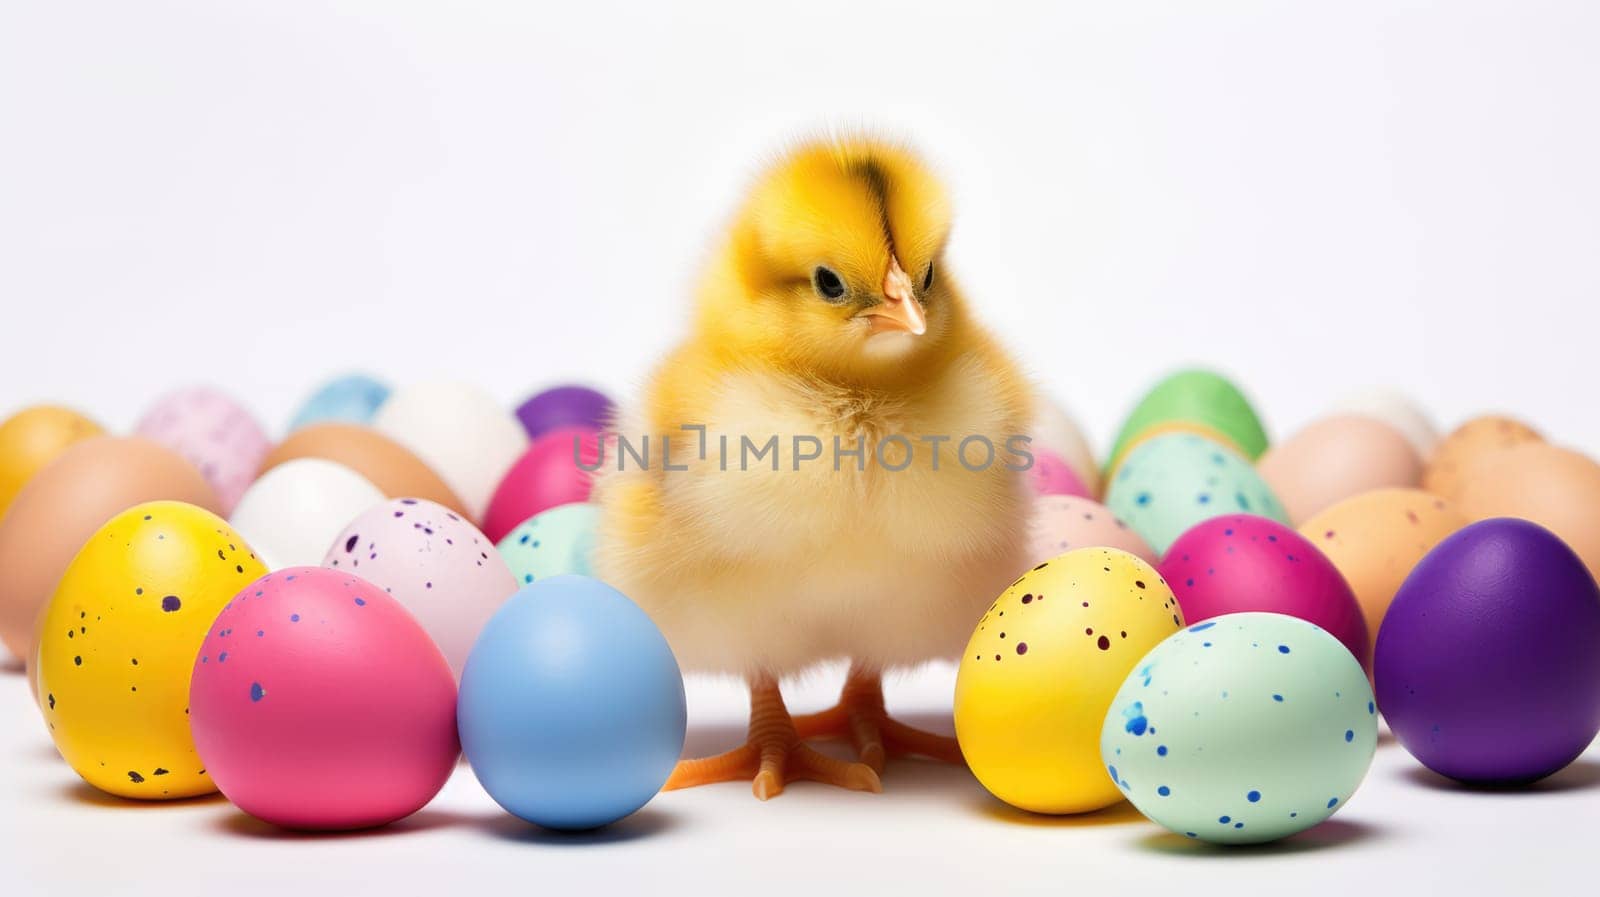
left=1375, top=518, right=1600, bottom=783
left=514, top=385, right=614, bottom=441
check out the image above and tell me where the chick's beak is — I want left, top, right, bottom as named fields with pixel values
left=863, top=256, right=927, bottom=336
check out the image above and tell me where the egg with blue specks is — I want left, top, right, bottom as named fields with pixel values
left=36, top=501, right=267, bottom=799
left=1105, top=432, right=1289, bottom=555
left=1101, top=612, right=1376, bottom=845
left=496, top=502, right=599, bottom=586
left=955, top=547, right=1185, bottom=814
left=287, top=373, right=392, bottom=432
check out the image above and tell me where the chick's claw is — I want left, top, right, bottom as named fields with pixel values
left=792, top=665, right=966, bottom=773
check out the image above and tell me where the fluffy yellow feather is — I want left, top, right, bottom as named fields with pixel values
left=593, top=135, right=1035, bottom=798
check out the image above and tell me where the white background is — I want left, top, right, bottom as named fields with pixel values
left=2, top=2, right=1598, bottom=894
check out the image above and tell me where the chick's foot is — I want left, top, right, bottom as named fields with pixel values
left=664, top=674, right=881, bottom=801
left=792, top=664, right=965, bottom=773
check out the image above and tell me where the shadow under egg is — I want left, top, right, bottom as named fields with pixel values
left=1134, top=817, right=1385, bottom=856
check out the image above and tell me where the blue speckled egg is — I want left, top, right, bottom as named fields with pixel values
left=496, top=502, right=598, bottom=586
left=1104, top=433, right=1288, bottom=555
left=1100, top=612, right=1376, bottom=845
left=288, top=374, right=392, bottom=431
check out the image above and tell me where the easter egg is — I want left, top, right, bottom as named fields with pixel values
left=954, top=548, right=1185, bottom=814
left=374, top=382, right=527, bottom=520
left=1027, top=448, right=1091, bottom=499
left=322, top=498, right=517, bottom=678
left=0, top=437, right=220, bottom=664
left=135, top=387, right=272, bottom=514
left=1109, top=369, right=1269, bottom=471
left=0, top=405, right=104, bottom=522
left=481, top=427, right=602, bottom=544
left=514, top=384, right=615, bottom=441
left=1101, top=612, right=1377, bottom=844
left=287, top=373, right=391, bottom=432
left=1104, top=433, right=1288, bottom=555
left=1375, top=518, right=1600, bottom=783
left=1257, top=415, right=1423, bottom=524
left=1158, top=515, right=1370, bottom=670
left=458, top=576, right=686, bottom=830
left=188, top=568, right=459, bottom=829
left=36, top=501, right=266, bottom=799
left=497, top=503, right=600, bottom=586
left=1104, top=420, right=1246, bottom=484
left=258, top=423, right=471, bottom=520
left=1299, top=488, right=1467, bottom=660
left=1330, top=388, right=1439, bottom=458
left=1027, top=394, right=1099, bottom=495
left=1026, top=495, right=1155, bottom=567
left=1422, top=415, right=1543, bottom=501
left=229, top=459, right=385, bottom=570
left=1451, top=442, right=1600, bottom=580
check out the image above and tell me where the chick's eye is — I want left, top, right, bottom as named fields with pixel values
left=922, top=263, right=935, bottom=291
left=813, top=266, right=846, bottom=301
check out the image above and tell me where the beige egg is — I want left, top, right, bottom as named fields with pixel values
left=1452, top=442, right=1600, bottom=580
left=1026, top=495, right=1155, bottom=567
left=1258, top=415, right=1423, bottom=524
left=1027, top=394, right=1100, bottom=496
left=1299, top=488, right=1467, bottom=658
left=258, top=423, right=472, bottom=521
left=1422, top=415, right=1543, bottom=501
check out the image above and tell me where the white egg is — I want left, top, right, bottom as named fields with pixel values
left=1028, top=392, right=1100, bottom=495
left=373, top=382, right=527, bottom=520
left=1329, top=388, right=1439, bottom=459
left=229, top=459, right=386, bottom=569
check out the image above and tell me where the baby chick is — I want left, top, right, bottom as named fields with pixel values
left=593, top=135, right=1034, bottom=799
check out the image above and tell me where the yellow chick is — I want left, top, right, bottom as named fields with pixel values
left=593, top=135, right=1034, bottom=800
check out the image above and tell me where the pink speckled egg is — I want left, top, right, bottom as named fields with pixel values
left=135, top=387, right=271, bottom=514
left=1026, top=495, right=1156, bottom=567
left=1028, top=448, right=1092, bottom=499
left=1157, top=514, right=1370, bottom=670
left=321, top=498, right=517, bottom=677
left=481, top=427, right=602, bottom=544
left=188, top=567, right=458, bottom=830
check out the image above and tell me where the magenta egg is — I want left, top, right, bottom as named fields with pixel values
left=188, top=567, right=459, bottom=830
left=1158, top=514, right=1370, bottom=670
left=1028, top=448, right=1092, bottom=499
left=481, top=426, right=601, bottom=543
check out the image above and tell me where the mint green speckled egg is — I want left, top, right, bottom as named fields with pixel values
left=495, top=503, right=598, bottom=586
left=1100, top=612, right=1376, bottom=845
left=1104, top=433, right=1287, bottom=555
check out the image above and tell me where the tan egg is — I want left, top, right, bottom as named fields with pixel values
left=1423, top=415, right=1543, bottom=501
left=1299, top=488, right=1467, bottom=658
left=1258, top=415, right=1423, bottom=524
left=0, top=436, right=221, bottom=663
left=258, top=423, right=472, bottom=521
left=1452, top=442, right=1600, bottom=580
left=0, top=406, right=105, bottom=521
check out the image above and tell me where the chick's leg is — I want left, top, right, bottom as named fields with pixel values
left=663, top=673, right=882, bottom=800
left=792, top=662, right=965, bottom=773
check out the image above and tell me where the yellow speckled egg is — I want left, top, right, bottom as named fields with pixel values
left=36, top=500, right=267, bottom=799
left=0, top=405, right=103, bottom=521
left=955, top=548, right=1184, bottom=814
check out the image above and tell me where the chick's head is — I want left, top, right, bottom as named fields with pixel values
left=699, top=136, right=962, bottom=383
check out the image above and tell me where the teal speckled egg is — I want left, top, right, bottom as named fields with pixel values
left=1104, top=433, right=1287, bottom=555
left=495, top=503, right=599, bottom=586
left=1100, top=612, right=1376, bottom=845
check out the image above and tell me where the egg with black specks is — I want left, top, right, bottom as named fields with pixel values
left=36, top=500, right=267, bottom=799
left=955, top=547, right=1184, bottom=814
left=1105, top=432, right=1289, bottom=555
left=1101, top=612, right=1377, bottom=844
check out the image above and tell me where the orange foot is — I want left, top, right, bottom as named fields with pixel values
left=664, top=674, right=881, bottom=800
left=793, top=663, right=965, bottom=773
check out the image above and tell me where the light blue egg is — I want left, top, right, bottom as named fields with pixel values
left=1100, top=612, right=1376, bottom=845
left=1104, top=432, right=1287, bottom=555
left=496, top=503, right=598, bottom=586
left=287, top=374, right=392, bottom=431
left=458, top=575, right=686, bottom=831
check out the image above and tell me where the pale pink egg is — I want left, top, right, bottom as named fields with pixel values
left=135, top=387, right=271, bottom=514
left=1026, top=495, right=1156, bottom=567
left=188, top=567, right=458, bottom=830
left=321, top=498, right=517, bottom=677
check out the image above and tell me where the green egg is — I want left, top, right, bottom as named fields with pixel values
left=1109, top=369, right=1269, bottom=466
left=495, top=503, right=599, bottom=586
left=1100, top=612, right=1377, bottom=845
left=1104, top=433, right=1287, bottom=554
